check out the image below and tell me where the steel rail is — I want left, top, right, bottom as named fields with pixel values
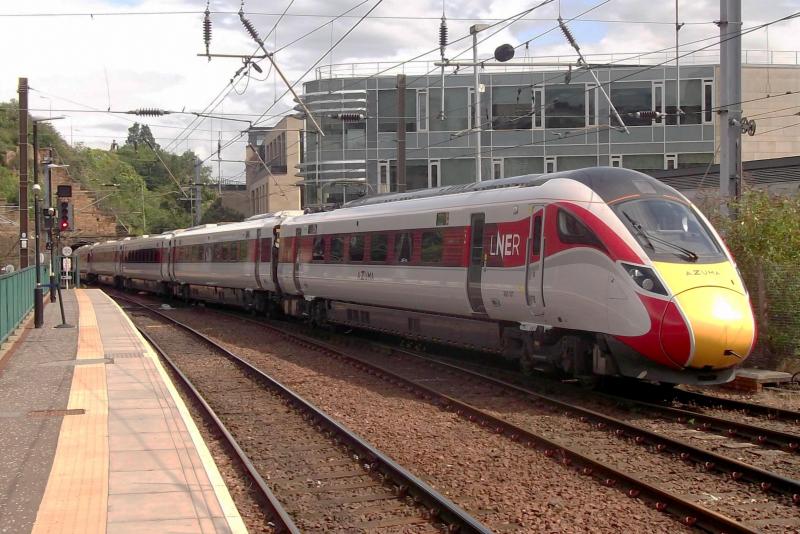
left=192, top=308, right=765, bottom=534
left=597, top=394, right=800, bottom=454
left=114, top=294, right=492, bottom=534
left=199, top=306, right=800, bottom=504
left=672, top=389, right=800, bottom=424
left=358, top=339, right=800, bottom=503
left=136, top=327, right=301, bottom=534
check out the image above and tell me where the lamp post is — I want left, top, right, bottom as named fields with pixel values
left=31, top=116, right=65, bottom=327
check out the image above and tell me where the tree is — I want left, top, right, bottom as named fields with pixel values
left=124, top=122, right=159, bottom=150
left=200, top=198, right=245, bottom=224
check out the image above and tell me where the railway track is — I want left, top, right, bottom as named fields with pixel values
left=136, top=301, right=790, bottom=533
left=113, top=294, right=489, bottom=534
left=670, top=389, right=800, bottom=426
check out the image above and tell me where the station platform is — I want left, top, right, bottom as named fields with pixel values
left=0, top=289, right=246, bottom=534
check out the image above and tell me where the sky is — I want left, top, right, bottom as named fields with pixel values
left=1, top=0, right=798, bottom=183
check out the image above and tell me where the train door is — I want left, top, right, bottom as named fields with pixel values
left=292, top=228, right=302, bottom=294
left=466, top=213, right=486, bottom=314
left=160, top=241, right=169, bottom=281
left=254, top=229, right=264, bottom=290
left=272, top=226, right=282, bottom=294
left=524, top=205, right=546, bottom=316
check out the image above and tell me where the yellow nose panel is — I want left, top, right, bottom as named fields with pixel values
left=653, top=261, right=747, bottom=296
left=673, top=287, right=755, bottom=369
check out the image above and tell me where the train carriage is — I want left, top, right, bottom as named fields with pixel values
left=120, top=234, right=174, bottom=294
left=84, top=167, right=756, bottom=386
left=87, top=240, right=122, bottom=285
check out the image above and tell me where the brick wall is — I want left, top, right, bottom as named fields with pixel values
left=48, top=167, right=124, bottom=246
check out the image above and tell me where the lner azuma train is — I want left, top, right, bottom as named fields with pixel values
left=77, top=167, right=756, bottom=385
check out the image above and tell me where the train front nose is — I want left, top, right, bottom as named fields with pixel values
left=660, top=287, right=755, bottom=370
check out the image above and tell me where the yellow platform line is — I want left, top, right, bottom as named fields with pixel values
left=105, top=293, right=247, bottom=534
left=32, top=290, right=109, bottom=534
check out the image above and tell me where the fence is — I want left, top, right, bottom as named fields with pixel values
left=0, top=266, right=49, bottom=345
left=740, top=263, right=800, bottom=369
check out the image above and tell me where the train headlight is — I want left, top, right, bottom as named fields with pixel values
left=621, top=263, right=668, bottom=296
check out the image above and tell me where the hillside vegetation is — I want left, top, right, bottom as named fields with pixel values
left=0, top=100, right=242, bottom=235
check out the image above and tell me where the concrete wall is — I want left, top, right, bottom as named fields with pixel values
left=246, top=116, right=302, bottom=215
left=716, top=65, right=800, bottom=162
left=49, top=167, right=123, bottom=244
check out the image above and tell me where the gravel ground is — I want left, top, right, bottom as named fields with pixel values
left=339, top=347, right=800, bottom=531
left=161, top=306, right=692, bottom=533
left=130, top=310, right=440, bottom=533
left=160, top=360, right=278, bottom=534
left=403, top=354, right=800, bottom=484
left=680, top=385, right=800, bottom=413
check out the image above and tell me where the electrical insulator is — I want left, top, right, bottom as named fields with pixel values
left=203, top=3, right=212, bottom=58
left=132, top=108, right=169, bottom=116
left=635, top=110, right=661, bottom=119
left=331, top=113, right=365, bottom=122
left=439, top=16, right=448, bottom=57
left=239, top=5, right=262, bottom=45
left=558, top=17, right=579, bottom=53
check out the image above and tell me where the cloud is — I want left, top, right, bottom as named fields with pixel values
left=1, top=0, right=797, bottom=182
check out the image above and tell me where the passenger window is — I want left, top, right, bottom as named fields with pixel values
left=532, top=215, right=542, bottom=256
left=240, top=241, right=249, bottom=261
left=557, top=209, right=603, bottom=248
left=349, top=235, right=365, bottom=262
left=330, top=236, right=344, bottom=262
left=421, top=230, right=443, bottom=263
left=395, top=232, right=412, bottom=263
left=370, top=234, right=388, bottom=262
left=312, top=236, right=325, bottom=261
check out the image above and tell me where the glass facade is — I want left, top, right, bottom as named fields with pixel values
left=299, top=65, right=716, bottom=207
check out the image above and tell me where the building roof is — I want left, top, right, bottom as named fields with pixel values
left=647, top=156, right=800, bottom=191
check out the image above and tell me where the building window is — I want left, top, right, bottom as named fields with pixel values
left=624, top=154, right=664, bottom=171
left=406, top=159, right=429, bottom=191
left=532, top=88, right=544, bottom=129
left=378, top=89, right=416, bottom=133
left=492, top=158, right=504, bottom=180
left=678, top=153, right=714, bottom=168
left=703, top=79, right=714, bottom=124
left=545, top=156, right=557, bottom=174
left=417, top=89, right=428, bottom=132
left=652, top=81, right=664, bottom=124
left=441, top=158, right=475, bottom=185
left=667, top=79, right=702, bottom=125
left=545, top=84, right=585, bottom=129
left=491, top=85, right=532, bottom=130
left=611, top=81, right=652, bottom=127
left=505, top=157, right=543, bottom=177
left=586, top=84, right=597, bottom=126
left=428, top=159, right=440, bottom=188
left=665, top=153, right=678, bottom=170
left=378, top=160, right=392, bottom=193
left=558, top=155, right=597, bottom=171
left=610, top=155, right=623, bottom=168
left=430, top=88, right=469, bottom=132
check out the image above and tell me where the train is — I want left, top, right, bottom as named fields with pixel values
left=76, top=167, right=756, bottom=385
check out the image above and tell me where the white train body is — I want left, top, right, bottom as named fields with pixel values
left=78, top=169, right=755, bottom=385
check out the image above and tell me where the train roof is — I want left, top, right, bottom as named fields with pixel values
left=342, top=167, right=681, bottom=208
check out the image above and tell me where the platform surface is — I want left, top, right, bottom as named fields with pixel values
left=0, top=289, right=245, bottom=534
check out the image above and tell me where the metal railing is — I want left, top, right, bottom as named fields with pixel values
left=0, top=266, right=50, bottom=345
left=315, top=49, right=800, bottom=79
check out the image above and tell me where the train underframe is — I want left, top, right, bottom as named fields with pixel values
left=90, top=275, right=734, bottom=386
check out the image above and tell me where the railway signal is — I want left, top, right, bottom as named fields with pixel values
left=58, top=200, right=74, bottom=232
